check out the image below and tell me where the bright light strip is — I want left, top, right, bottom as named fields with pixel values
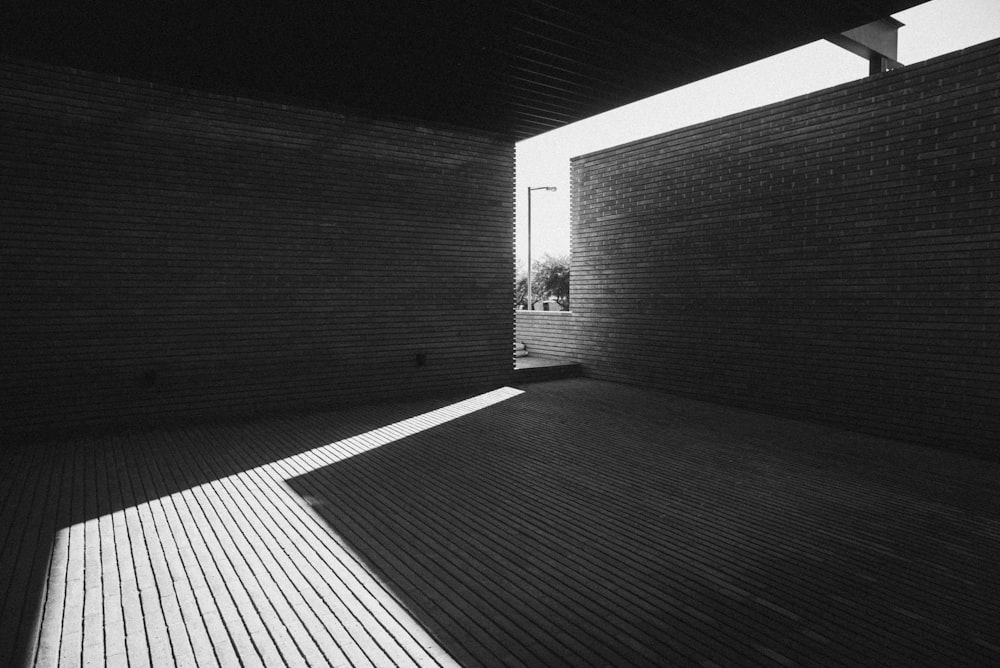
left=32, top=386, right=524, bottom=667
left=272, top=385, right=524, bottom=473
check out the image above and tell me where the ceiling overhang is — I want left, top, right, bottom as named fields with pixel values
left=828, top=17, right=905, bottom=73
left=2, top=1, right=927, bottom=140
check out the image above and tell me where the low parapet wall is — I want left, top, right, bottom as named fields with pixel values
left=515, top=311, right=580, bottom=362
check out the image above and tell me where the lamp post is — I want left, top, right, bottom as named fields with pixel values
left=526, top=186, right=557, bottom=310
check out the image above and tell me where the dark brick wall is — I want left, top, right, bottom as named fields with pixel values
left=1, top=59, right=514, bottom=437
left=567, top=40, right=1000, bottom=457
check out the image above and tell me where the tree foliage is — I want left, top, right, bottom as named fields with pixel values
left=516, top=254, right=570, bottom=310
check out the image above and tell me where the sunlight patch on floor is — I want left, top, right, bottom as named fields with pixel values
left=30, top=387, right=523, bottom=667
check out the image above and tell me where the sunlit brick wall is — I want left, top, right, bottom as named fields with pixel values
left=568, top=39, right=1000, bottom=457
left=515, top=311, right=580, bottom=360
left=1, top=59, right=514, bottom=437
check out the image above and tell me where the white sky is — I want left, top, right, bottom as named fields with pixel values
left=514, top=0, right=1000, bottom=268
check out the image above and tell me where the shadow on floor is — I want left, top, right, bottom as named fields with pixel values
left=285, top=379, right=1000, bottom=667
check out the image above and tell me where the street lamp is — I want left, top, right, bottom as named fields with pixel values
left=526, top=186, right=557, bottom=310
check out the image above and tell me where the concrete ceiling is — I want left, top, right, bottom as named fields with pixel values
left=2, top=1, right=926, bottom=140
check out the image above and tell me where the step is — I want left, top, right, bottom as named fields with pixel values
left=512, top=357, right=582, bottom=383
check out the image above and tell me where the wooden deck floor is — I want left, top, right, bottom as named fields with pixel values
left=3, top=378, right=998, bottom=667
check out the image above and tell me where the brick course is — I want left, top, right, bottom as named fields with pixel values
left=565, top=39, right=1000, bottom=457
left=1, top=58, right=514, bottom=438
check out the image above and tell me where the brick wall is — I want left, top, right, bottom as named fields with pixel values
left=567, top=39, right=1000, bottom=457
left=515, top=311, right=580, bottom=360
left=1, top=59, right=514, bottom=437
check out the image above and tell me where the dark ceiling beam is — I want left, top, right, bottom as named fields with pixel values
left=1, top=1, right=927, bottom=140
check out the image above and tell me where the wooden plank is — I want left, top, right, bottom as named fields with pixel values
left=0, top=443, right=60, bottom=667
left=32, top=449, right=75, bottom=668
